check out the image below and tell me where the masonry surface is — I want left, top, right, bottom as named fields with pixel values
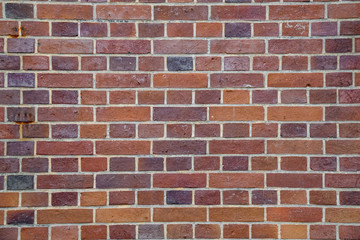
left=0, top=0, right=359, bottom=239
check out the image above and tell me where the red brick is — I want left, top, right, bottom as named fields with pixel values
left=38, top=209, right=92, bottom=224
left=267, top=207, right=322, bottom=222
left=195, top=224, right=220, bottom=239
left=22, top=192, right=48, bottom=207
left=155, top=6, right=208, bottom=20
left=80, top=22, right=107, bottom=37
left=168, top=23, right=193, bottom=37
left=223, top=224, right=249, bottom=239
left=281, top=190, right=307, bottom=205
left=154, top=73, right=207, bottom=88
left=267, top=173, right=322, bottom=188
left=37, top=175, right=93, bottom=189
left=252, top=224, right=278, bottom=239
left=154, top=208, right=206, bottom=222
left=96, top=141, right=150, bottom=155
left=210, top=107, right=264, bottom=121
left=196, top=23, right=222, bottom=37
left=194, top=156, right=220, bottom=171
left=21, top=228, right=48, bottom=240
left=52, top=226, right=78, bottom=240
left=254, top=23, right=279, bottom=36
left=311, top=21, right=337, bottom=36
left=282, top=22, right=309, bottom=36
left=269, top=5, right=325, bottom=20
left=154, top=40, right=207, bottom=54
left=269, top=39, right=322, bottom=54
left=153, top=173, right=206, bottom=188
left=37, top=141, right=93, bottom=155
left=96, top=74, right=150, bottom=88
left=38, top=74, right=92, bottom=88
left=211, top=40, right=265, bottom=54
left=139, top=57, right=164, bottom=71
left=96, top=208, right=150, bottom=223
left=210, top=207, right=264, bottom=222
left=110, top=23, right=136, bottom=37
left=81, top=225, right=107, bottom=240
left=97, top=5, right=151, bottom=20
left=21, top=21, right=49, bottom=36
left=38, top=4, right=93, bottom=19
left=97, top=40, right=150, bottom=54
left=138, top=191, right=164, bottom=205
left=139, top=23, right=164, bottom=38
left=38, top=39, right=93, bottom=54
left=212, top=6, right=265, bottom=20
left=210, top=173, right=264, bottom=188
left=340, top=226, right=360, bottom=239
left=167, top=224, right=193, bottom=239
left=328, top=3, right=360, bottom=19
left=281, top=157, right=307, bottom=171
left=326, top=208, right=360, bottom=223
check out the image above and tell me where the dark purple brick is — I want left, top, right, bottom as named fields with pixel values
left=326, top=72, right=352, bottom=87
left=195, top=90, right=221, bottom=104
left=154, top=107, right=207, bottom=121
left=80, top=23, right=107, bottom=37
left=110, top=124, right=136, bottom=138
left=7, top=38, right=35, bottom=53
left=339, top=89, right=360, bottom=104
left=340, top=191, right=360, bottom=205
left=0, top=56, right=20, bottom=70
left=96, top=174, right=151, bottom=188
left=5, top=3, right=34, bottom=19
left=167, top=57, right=193, bottom=71
left=225, top=23, right=251, bottom=37
left=253, top=90, right=278, bottom=104
left=311, top=22, right=337, bottom=36
left=22, top=158, right=48, bottom=173
left=195, top=190, right=220, bottom=205
left=52, top=192, right=77, bottom=206
left=8, top=73, right=35, bottom=88
left=153, top=140, right=206, bottom=155
left=7, top=141, right=34, bottom=156
left=52, top=22, right=78, bottom=36
left=110, top=57, right=136, bottom=71
left=311, top=157, right=337, bottom=171
left=52, top=56, right=78, bottom=71
left=223, top=156, right=248, bottom=171
left=52, top=90, right=78, bottom=104
left=223, top=123, right=249, bottom=138
left=326, top=39, right=352, bottom=53
left=340, top=56, right=360, bottom=70
left=281, top=123, right=307, bottom=138
left=138, top=225, right=164, bottom=239
left=252, top=190, right=277, bottom=205
left=7, top=210, right=34, bottom=225
left=52, top=124, right=78, bottom=138
left=0, top=90, right=20, bottom=104
left=7, top=107, right=35, bottom=122
left=139, top=158, right=164, bottom=171
left=0, top=158, right=19, bottom=173
left=7, top=175, right=34, bottom=190
left=110, top=157, right=135, bottom=171
left=311, top=56, right=337, bottom=70
left=23, top=90, right=49, bottom=104
left=167, top=191, right=192, bottom=204
left=310, top=123, right=337, bottom=138
left=166, top=157, right=192, bottom=171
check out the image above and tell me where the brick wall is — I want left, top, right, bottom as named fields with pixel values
left=0, top=0, right=359, bottom=239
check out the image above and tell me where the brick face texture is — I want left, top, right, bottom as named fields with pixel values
left=0, top=0, right=359, bottom=239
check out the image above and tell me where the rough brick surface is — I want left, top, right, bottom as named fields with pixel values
left=0, top=0, right=359, bottom=239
